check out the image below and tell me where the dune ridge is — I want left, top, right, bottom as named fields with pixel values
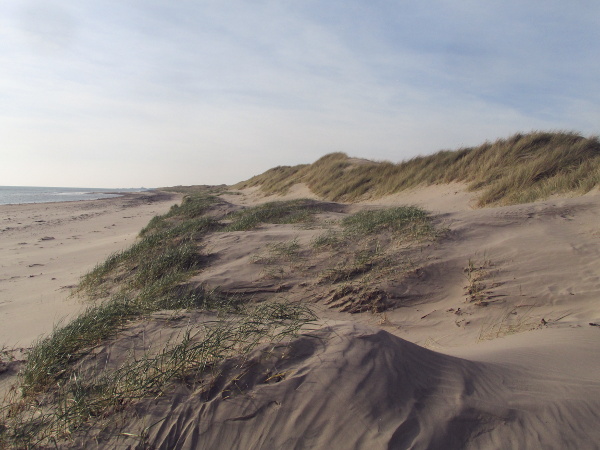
left=2, top=135, right=600, bottom=448
left=235, top=131, right=600, bottom=206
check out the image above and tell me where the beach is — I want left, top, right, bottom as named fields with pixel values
left=0, top=191, right=179, bottom=348
left=1, top=182, right=600, bottom=448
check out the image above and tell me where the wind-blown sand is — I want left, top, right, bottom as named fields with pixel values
left=89, top=322, right=599, bottom=449
left=3, top=184, right=600, bottom=449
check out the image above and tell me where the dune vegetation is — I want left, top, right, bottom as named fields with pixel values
left=1, top=189, right=440, bottom=447
left=0, top=195, right=324, bottom=447
left=2, top=130, right=600, bottom=448
left=235, top=131, right=600, bottom=206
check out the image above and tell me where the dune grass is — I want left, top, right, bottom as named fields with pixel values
left=1, top=302, right=315, bottom=448
left=1, top=192, right=318, bottom=447
left=0, top=194, right=224, bottom=445
left=139, top=194, right=219, bottom=236
left=235, top=131, right=600, bottom=206
left=341, top=206, right=434, bottom=238
left=157, top=185, right=227, bottom=196
left=307, top=205, right=435, bottom=303
left=223, top=199, right=323, bottom=231
left=79, top=195, right=219, bottom=299
left=478, top=304, right=539, bottom=341
left=18, top=287, right=236, bottom=399
left=25, top=194, right=231, bottom=396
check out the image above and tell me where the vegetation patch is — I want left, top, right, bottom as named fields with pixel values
left=157, top=185, right=227, bottom=196
left=341, top=206, right=434, bottom=239
left=235, top=131, right=600, bottom=206
left=306, top=207, right=436, bottom=311
left=464, top=257, right=498, bottom=306
left=1, top=303, right=315, bottom=448
left=252, top=238, right=307, bottom=280
left=478, top=305, right=540, bottom=341
left=139, top=194, right=219, bottom=236
left=311, top=229, right=343, bottom=250
left=322, top=285, right=390, bottom=313
left=79, top=195, right=219, bottom=299
left=223, top=199, right=324, bottom=231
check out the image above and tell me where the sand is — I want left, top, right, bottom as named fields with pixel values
left=2, top=184, right=600, bottom=449
left=93, top=322, right=599, bottom=449
left=0, top=191, right=179, bottom=348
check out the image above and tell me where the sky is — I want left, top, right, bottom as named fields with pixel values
left=1, top=1, right=599, bottom=188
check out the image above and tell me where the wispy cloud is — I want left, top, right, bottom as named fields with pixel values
left=1, top=0, right=599, bottom=187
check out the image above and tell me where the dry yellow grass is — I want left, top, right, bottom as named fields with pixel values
left=235, top=131, right=600, bottom=206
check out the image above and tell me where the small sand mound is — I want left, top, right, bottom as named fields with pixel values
left=79, top=323, right=600, bottom=449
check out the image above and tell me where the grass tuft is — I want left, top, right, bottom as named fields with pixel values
left=1, top=302, right=315, bottom=448
left=78, top=197, right=218, bottom=299
left=223, top=199, right=322, bottom=231
left=341, top=206, right=433, bottom=238
left=20, top=295, right=141, bottom=396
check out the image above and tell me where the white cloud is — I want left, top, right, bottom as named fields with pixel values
left=1, top=0, right=599, bottom=187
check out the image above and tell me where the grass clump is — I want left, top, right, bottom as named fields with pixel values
left=314, top=207, right=434, bottom=291
left=20, top=295, right=141, bottom=396
left=139, top=194, right=219, bottom=236
left=318, top=241, right=392, bottom=284
left=78, top=234, right=207, bottom=298
left=342, top=206, right=434, bottom=239
left=267, top=239, right=301, bottom=261
left=478, top=304, right=539, bottom=341
left=223, top=199, right=323, bottom=231
left=312, top=229, right=343, bottom=250
left=79, top=195, right=219, bottom=299
left=252, top=238, right=307, bottom=280
left=19, top=286, right=236, bottom=399
left=235, top=131, right=600, bottom=206
left=1, top=302, right=315, bottom=448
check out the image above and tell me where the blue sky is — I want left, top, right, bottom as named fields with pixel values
left=1, top=1, right=599, bottom=188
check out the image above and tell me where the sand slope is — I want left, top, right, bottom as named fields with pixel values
left=78, top=322, right=600, bottom=449
left=199, top=187, right=600, bottom=348
left=3, top=184, right=600, bottom=449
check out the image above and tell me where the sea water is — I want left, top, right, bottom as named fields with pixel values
left=0, top=186, right=144, bottom=205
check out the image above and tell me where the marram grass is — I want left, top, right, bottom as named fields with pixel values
left=235, top=131, right=600, bottom=206
left=223, top=199, right=324, bottom=231
left=1, top=302, right=315, bottom=448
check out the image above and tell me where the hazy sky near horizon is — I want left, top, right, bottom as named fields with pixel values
left=1, top=1, right=599, bottom=188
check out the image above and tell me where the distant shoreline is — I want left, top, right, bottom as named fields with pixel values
left=0, top=186, right=153, bottom=206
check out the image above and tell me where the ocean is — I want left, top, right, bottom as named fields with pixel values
left=0, top=186, right=145, bottom=206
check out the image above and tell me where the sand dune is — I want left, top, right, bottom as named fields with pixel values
left=70, top=322, right=600, bottom=449
left=2, top=183, right=600, bottom=449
